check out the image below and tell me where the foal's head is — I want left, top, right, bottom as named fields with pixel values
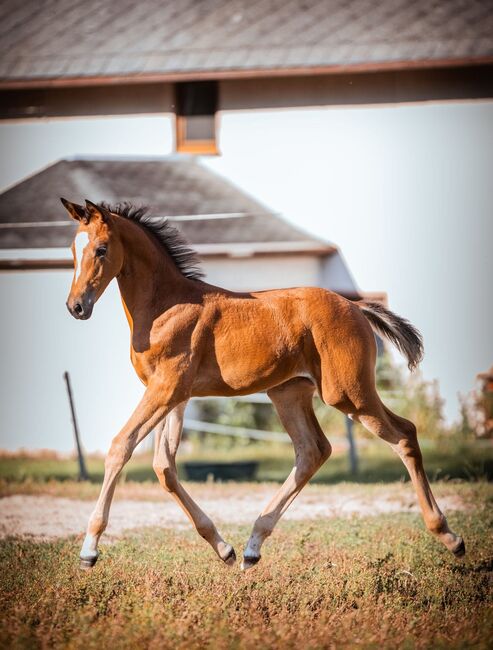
left=62, top=199, right=124, bottom=320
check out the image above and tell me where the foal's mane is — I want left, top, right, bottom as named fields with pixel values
left=101, top=202, right=204, bottom=280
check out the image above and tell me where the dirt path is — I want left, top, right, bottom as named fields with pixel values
left=0, top=484, right=465, bottom=540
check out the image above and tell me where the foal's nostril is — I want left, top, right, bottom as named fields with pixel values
left=74, top=302, right=83, bottom=316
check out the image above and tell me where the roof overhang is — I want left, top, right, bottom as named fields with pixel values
left=195, top=241, right=336, bottom=258
left=1, top=57, right=492, bottom=90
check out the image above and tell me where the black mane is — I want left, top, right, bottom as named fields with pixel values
left=101, top=202, right=204, bottom=280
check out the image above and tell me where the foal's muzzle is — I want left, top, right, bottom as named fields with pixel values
left=66, top=295, right=94, bottom=320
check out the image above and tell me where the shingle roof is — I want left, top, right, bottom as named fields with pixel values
left=0, top=157, right=329, bottom=252
left=1, top=0, right=492, bottom=86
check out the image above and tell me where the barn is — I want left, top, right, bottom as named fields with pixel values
left=0, top=156, right=378, bottom=452
left=1, top=0, right=492, bottom=447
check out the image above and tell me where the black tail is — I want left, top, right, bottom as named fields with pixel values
left=358, top=301, right=424, bottom=371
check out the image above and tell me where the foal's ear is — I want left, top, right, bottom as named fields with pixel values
left=60, top=198, right=87, bottom=222
left=84, top=200, right=110, bottom=223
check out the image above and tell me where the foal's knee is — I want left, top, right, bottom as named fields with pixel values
left=297, top=440, right=331, bottom=479
left=106, top=439, right=132, bottom=472
left=152, top=462, right=178, bottom=493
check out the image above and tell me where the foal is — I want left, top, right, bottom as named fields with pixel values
left=61, top=198, right=465, bottom=570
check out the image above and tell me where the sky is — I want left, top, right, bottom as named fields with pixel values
left=0, top=99, right=492, bottom=452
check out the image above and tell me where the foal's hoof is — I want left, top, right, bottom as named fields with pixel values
left=241, top=555, right=261, bottom=571
left=451, top=537, right=466, bottom=559
left=79, top=555, right=98, bottom=570
left=222, top=547, right=237, bottom=567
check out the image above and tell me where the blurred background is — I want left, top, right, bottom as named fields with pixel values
left=0, top=0, right=492, bottom=483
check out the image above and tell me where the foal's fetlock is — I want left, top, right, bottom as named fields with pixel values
left=451, top=536, right=466, bottom=558
left=429, top=518, right=466, bottom=559
left=443, top=531, right=466, bottom=558
left=220, top=544, right=237, bottom=566
left=426, top=512, right=450, bottom=536
left=214, top=538, right=237, bottom=566
left=422, top=502, right=466, bottom=560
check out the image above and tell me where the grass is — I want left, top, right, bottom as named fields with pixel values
left=1, top=500, right=492, bottom=649
left=1, top=447, right=492, bottom=648
left=1, top=437, right=492, bottom=487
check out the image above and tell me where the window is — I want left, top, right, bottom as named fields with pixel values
left=175, top=81, right=218, bottom=154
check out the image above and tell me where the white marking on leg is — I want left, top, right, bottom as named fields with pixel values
left=80, top=533, right=98, bottom=560
left=74, top=231, right=90, bottom=281
left=244, top=533, right=262, bottom=559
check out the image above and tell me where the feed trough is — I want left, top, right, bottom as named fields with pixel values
left=183, top=460, right=258, bottom=482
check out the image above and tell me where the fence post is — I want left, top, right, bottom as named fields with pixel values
left=63, top=371, right=89, bottom=481
left=345, top=415, right=358, bottom=476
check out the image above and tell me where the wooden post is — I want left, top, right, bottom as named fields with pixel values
left=63, top=371, right=89, bottom=481
left=345, top=415, right=358, bottom=476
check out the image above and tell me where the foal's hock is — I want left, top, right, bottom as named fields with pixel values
left=61, top=198, right=465, bottom=570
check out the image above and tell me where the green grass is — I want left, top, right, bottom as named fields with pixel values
left=1, top=500, right=492, bottom=649
left=1, top=437, right=492, bottom=485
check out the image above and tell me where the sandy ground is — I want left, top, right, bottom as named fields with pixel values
left=0, top=484, right=465, bottom=540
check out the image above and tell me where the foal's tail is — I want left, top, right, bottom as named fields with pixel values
left=357, top=301, right=424, bottom=371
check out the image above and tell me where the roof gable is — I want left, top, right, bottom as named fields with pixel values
left=0, top=157, right=330, bottom=253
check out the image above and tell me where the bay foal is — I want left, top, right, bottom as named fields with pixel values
left=62, top=199, right=465, bottom=570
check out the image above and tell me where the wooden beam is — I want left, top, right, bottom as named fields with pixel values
left=0, top=246, right=336, bottom=271
left=0, top=259, right=73, bottom=271
left=1, top=57, right=492, bottom=90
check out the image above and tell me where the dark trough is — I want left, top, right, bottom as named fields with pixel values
left=183, top=461, right=258, bottom=482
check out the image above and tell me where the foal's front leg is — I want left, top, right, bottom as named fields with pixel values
left=79, top=384, right=171, bottom=568
left=243, top=378, right=332, bottom=569
left=153, top=402, right=236, bottom=565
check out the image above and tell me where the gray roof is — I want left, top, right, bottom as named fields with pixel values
left=1, top=0, right=492, bottom=86
left=0, top=157, right=329, bottom=252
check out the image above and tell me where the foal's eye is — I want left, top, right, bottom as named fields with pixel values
left=95, top=245, right=107, bottom=258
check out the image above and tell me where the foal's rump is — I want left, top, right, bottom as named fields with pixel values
left=250, top=287, right=423, bottom=411
left=306, top=290, right=424, bottom=410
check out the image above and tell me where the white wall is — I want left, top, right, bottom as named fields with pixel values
left=0, top=114, right=174, bottom=191
left=1, top=97, right=493, bottom=450
left=204, top=255, right=321, bottom=291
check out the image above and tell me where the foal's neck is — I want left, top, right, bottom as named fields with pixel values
left=115, top=218, right=192, bottom=330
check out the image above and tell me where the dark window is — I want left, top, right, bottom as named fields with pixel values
left=175, top=81, right=218, bottom=154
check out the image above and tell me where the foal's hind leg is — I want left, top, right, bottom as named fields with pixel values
left=357, top=401, right=465, bottom=557
left=242, top=378, right=332, bottom=570
left=153, top=402, right=236, bottom=565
